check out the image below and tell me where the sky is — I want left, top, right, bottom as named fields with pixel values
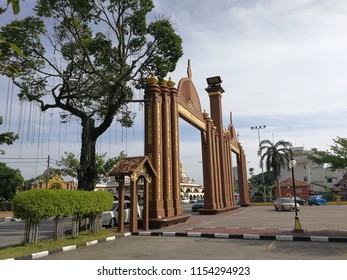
left=1, top=0, right=346, bottom=183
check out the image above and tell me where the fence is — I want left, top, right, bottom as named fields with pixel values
left=0, top=202, right=12, bottom=211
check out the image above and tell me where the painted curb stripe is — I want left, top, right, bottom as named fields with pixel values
left=275, top=235, right=293, bottom=241
left=32, top=251, right=49, bottom=259
left=310, top=236, right=329, bottom=242
left=86, top=240, right=98, bottom=246
left=62, top=245, right=77, bottom=251
left=214, top=233, right=230, bottom=239
left=187, top=232, right=202, bottom=237
left=243, top=234, right=260, bottom=240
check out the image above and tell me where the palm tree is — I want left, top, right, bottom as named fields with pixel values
left=258, top=140, right=292, bottom=198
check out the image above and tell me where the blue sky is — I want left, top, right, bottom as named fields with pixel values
left=1, top=0, right=346, bottom=183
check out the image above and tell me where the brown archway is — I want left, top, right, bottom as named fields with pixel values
left=144, top=62, right=251, bottom=227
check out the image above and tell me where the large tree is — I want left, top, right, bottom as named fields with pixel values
left=0, top=0, right=183, bottom=190
left=0, top=162, right=24, bottom=201
left=57, top=150, right=127, bottom=183
left=258, top=139, right=292, bottom=197
left=0, top=116, right=19, bottom=155
left=307, top=136, right=347, bottom=170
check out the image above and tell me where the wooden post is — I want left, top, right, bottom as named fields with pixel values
left=117, top=180, right=125, bottom=232
left=130, top=180, right=138, bottom=232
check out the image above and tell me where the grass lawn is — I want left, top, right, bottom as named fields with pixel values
left=0, top=229, right=122, bottom=260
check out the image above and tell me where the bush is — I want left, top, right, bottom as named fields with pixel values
left=12, top=189, right=114, bottom=244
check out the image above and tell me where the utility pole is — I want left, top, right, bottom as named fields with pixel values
left=250, top=125, right=267, bottom=202
left=46, top=155, right=50, bottom=188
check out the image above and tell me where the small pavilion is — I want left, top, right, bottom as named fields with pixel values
left=108, top=156, right=157, bottom=232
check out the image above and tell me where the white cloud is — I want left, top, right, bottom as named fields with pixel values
left=1, top=0, right=347, bottom=182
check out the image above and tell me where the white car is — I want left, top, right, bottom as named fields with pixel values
left=102, top=200, right=142, bottom=227
left=274, top=197, right=300, bottom=211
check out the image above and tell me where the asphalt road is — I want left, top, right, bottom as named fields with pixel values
left=36, top=204, right=347, bottom=260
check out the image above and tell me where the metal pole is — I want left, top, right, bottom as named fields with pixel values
left=290, top=148, right=303, bottom=232
left=251, top=125, right=266, bottom=202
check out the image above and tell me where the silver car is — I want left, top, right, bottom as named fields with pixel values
left=274, top=197, right=300, bottom=211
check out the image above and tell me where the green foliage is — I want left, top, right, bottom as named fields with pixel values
left=13, top=189, right=113, bottom=220
left=258, top=139, right=292, bottom=178
left=58, top=151, right=127, bottom=183
left=249, top=170, right=276, bottom=186
left=0, top=0, right=24, bottom=77
left=0, top=0, right=183, bottom=191
left=13, top=189, right=57, bottom=222
left=0, top=0, right=21, bottom=15
left=0, top=116, right=19, bottom=155
left=307, top=137, right=347, bottom=170
left=0, top=162, right=24, bottom=201
left=12, top=189, right=114, bottom=243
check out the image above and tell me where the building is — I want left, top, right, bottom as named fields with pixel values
left=279, top=146, right=346, bottom=195
left=96, top=161, right=204, bottom=201
left=32, top=175, right=77, bottom=190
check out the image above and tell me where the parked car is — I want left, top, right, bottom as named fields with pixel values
left=181, top=197, right=190, bottom=204
left=274, top=197, right=300, bottom=211
left=192, top=199, right=204, bottom=212
left=290, top=196, right=306, bottom=205
left=102, top=200, right=142, bottom=227
left=308, top=195, right=327, bottom=206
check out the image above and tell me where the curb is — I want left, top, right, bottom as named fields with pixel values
left=4, top=232, right=132, bottom=260
left=131, top=231, right=347, bottom=243
left=4, top=228, right=347, bottom=260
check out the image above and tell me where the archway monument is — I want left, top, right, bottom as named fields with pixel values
left=142, top=61, right=251, bottom=228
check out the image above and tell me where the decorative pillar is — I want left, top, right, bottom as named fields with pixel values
left=117, top=179, right=125, bottom=232
left=143, top=179, right=149, bottom=231
left=205, top=81, right=230, bottom=208
left=169, top=78, right=183, bottom=216
left=201, top=111, right=216, bottom=210
left=144, top=76, right=165, bottom=219
left=160, top=79, right=174, bottom=217
left=237, top=143, right=251, bottom=205
left=224, top=131, right=234, bottom=205
left=213, top=127, right=223, bottom=208
left=129, top=179, right=138, bottom=232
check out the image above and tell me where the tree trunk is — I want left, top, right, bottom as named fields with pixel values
left=78, top=118, right=97, bottom=191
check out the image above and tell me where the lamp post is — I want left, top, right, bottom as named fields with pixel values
left=289, top=148, right=303, bottom=232
left=251, top=125, right=266, bottom=202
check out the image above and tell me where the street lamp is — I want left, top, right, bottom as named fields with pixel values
left=251, top=125, right=267, bottom=202
left=289, top=148, right=303, bottom=232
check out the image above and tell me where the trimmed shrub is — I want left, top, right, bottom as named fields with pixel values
left=12, top=189, right=114, bottom=244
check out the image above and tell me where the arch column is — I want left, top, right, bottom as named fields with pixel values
left=160, top=80, right=174, bottom=217
left=201, top=111, right=216, bottom=210
left=144, top=77, right=165, bottom=219
left=237, top=143, right=251, bottom=205
left=205, top=84, right=231, bottom=207
left=169, top=79, right=183, bottom=216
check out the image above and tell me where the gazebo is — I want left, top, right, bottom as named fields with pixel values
left=108, top=156, right=157, bottom=232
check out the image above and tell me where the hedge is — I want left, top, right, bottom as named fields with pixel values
left=12, top=189, right=114, bottom=244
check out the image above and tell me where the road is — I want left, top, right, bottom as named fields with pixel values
left=41, top=204, right=347, bottom=260
left=2, top=204, right=347, bottom=259
left=0, top=218, right=72, bottom=248
left=40, top=233, right=347, bottom=260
